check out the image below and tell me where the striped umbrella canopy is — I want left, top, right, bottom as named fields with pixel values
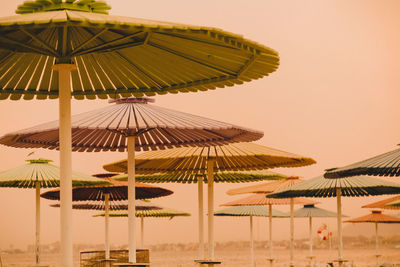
left=93, top=208, right=191, bottom=248
left=385, top=200, right=400, bottom=208
left=222, top=193, right=316, bottom=206
left=344, top=210, right=400, bottom=267
left=324, top=146, right=400, bottom=178
left=113, top=170, right=288, bottom=184
left=362, top=195, right=400, bottom=210
left=293, top=204, right=339, bottom=266
left=214, top=205, right=288, bottom=267
left=50, top=200, right=161, bottom=211
left=0, top=0, right=279, bottom=264
left=0, top=158, right=107, bottom=265
left=103, top=143, right=315, bottom=262
left=226, top=177, right=303, bottom=195
left=267, top=175, right=400, bottom=267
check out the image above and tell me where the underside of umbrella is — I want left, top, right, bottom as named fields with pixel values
left=40, top=180, right=173, bottom=200
left=0, top=98, right=263, bottom=151
left=344, top=210, right=400, bottom=223
left=94, top=208, right=191, bottom=218
left=221, top=193, right=316, bottom=206
left=324, top=147, right=400, bottom=178
left=113, top=170, right=288, bottom=184
left=103, top=143, right=316, bottom=173
left=267, top=175, right=400, bottom=198
left=0, top=0, right=279, bottom=100
left=214, top=205, right=288, bottom=217
left=362, top=195, right=400, bottom=210
left=0, top=158, right=108, bottom=188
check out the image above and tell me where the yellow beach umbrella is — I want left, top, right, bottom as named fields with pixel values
left=0, top=0, right=280, bottom=264
left=103, top=143, right=315, bottom=263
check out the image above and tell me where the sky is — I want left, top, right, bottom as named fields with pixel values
left=0, top=0, right=400, bottom=252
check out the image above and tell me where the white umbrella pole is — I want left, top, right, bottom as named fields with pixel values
left=127, top=136, right=137, bottom=263
left=375, top=222, right=379, bottom=267
left=290, top=198, right=294, bottom=267
left=207, top=159, right=215, bottom=260
left=105, top=193, right=110, bottom=260
left=35, top=181, right=41, bottom=265
left=309, top=216, right=313, bottom=267
left=336, top=188, right=343, bottom=267
left=198, top=176, right=204, bottom=259
left=140, top=216, right=144, bottom=248
left=53, top=63, right=76, bottom=267
left=250, top=216, right=254, bottom=267
left=268, top=204, right=273, bottom=267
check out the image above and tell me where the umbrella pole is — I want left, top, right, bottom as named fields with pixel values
left=198, top=176, right=205, bottom=259
left=127, top=136, right=137, bottom=263
left=53, top=63, right=76, bottom=267
left=309, top=216, right=313, bottom=267
left=336, top=188, right=343, bottom=267
left=290, top=198, right=294, bottom=267
left=268, top=204, right=273, bottom=267
left=140, top=216, right=144, bottom=248
left=250, top=216, right=254, bottom=267
left=105, top=193, right=110, bottom=260
left=35, top=181, right=40, bottom=265
left=375, top=222, right=379, bottom=267
left=207, top=159, right=215, bottom=260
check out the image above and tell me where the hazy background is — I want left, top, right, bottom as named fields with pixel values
left=0, top=0, right=399, bottom=251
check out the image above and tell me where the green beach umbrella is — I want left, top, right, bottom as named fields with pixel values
left=214, top=205, right=288, bottom=267
left=0, top=0, right=280, bottom=264
left=267, top=175, right=400, bottom=267
left=0, top=158, right=108, bottom=265
left=94, top=208, right=191, bottom=248
left=293, top=204, right=339, bottom=265
left=344, top=210, right=400, bottom=267
left=324, top=145, right=400, bottom=178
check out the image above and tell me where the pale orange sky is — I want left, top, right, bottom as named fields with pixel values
left=0, top=0, right=399, bottom=252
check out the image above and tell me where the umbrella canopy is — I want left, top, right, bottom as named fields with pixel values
left=267, top=175, right=400, bottom=198
left=324, top=146, right=400, bottom=178
left=94, top=208, right=191, bottom=218
left=214, top=205, right=288, bottom=217
left=103, top=143, right=316, bottom=173
left=226, top=177, right=303, bottom=195
left=293, top=204, right=339, bottom=218
left=344, top=210, right=400, bottom=224
left=0, top=0, right=280, bottom=100
left=50, top=200, right=160, bottom=211
left=362, top=195, right=400, bottom=210
left=222, top=193, right=316, bottom=206
left=0, top=98, right=263, bottom=151
left=40, top=179, right=173, bottom=201
left=386, top=200, right=400, bottom=208
left=113, top=170, right=288, bottom=184
left=0, top=158, right=109, bottom=188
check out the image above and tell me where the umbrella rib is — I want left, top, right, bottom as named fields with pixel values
left=72, top=28, right=109, bottom=55
left=20, top=29, right=59, bottom=57
left=0, top=35, right=56, bottom=57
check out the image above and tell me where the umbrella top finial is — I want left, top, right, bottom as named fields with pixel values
left=16, top=0, right=111, bottom=15
left=371, top=210, right=382, bottom=214
left=109, top=97, right=156, bottom=105
left=26, top=158, right=52, bottom=164
left=304, top=204, right=315, bottom=208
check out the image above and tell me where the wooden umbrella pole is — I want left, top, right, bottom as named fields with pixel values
left=269, top=204, right=273, bottom=267
left=35, top=181, right=41, bottom=265
left=336, top=188, right=343, bottom=267
left=140, top=216, right=144, bottom=248
left=127, top=136, right=137, bottom=263
left=290, top=198, right=294, bottom=267
left=207, top=159, right=215, bottom=260
left=309, top=216, right=313, bottom=267
left=53, top=63, right=76, bottom=267
left=105, top=193, right=110, bottom=259
left=198, top=176, right=205, bottom=259
left=250, top=216, right=254, bottom=267
left=375, top=222, right=379, bottom=267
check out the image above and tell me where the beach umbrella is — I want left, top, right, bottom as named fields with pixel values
left=267, top=175, right=400, bottom=267
left=41, top=179, right=172, bottom=262
left=344, top=210, right=400, bottom=267
left=0, top=0, right=280, bottom=264
left=103, top=143, right=316, bottom=262
left=226, top=177, right=311, bottom=267
left=0, top=97, right=264, bottom=263
left=324, top=145, right=400, bottom=178
left=214, top=205, right=289, bottom=267
left=385, top=199, right=400, bottom=208
left=0, top=158, right=107, bottom=265
left=293, top=204, right=339, bottom=266
left=50, top=199, right=160, bottom=211
left=362, top=195, right=400, bottom=210
left=221, top=192, right=316, bottom=267
left=94, top=208, right=191, bottom=248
